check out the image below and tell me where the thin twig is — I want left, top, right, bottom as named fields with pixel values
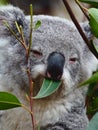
left=15, top=21, right=21, bottom=34
left=26, top=4, right=35, bottom=130
left=75, top=0, right=89, bottom=20
left=21, top=104, right=34, bottom=115
left=4, top=21, right=28, bottom=51
left=62, top=0, right=98, bottom=59
left=19, top=25, right=28, bottom=56
left=27, top=68, right=35, bottom=130
left=28, top=4, right=33, bottom=58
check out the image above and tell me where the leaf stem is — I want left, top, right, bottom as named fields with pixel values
left=27, top=68, right=35, bottom=130
left=26, top=5, right=35, bottom=130
left=21, top=104, right=33, bottom=115
left=75, top=0, right=89, bottom=20
left=4, top=21, right=28, bottom=52
left=28, top=4, right=33, bottom=58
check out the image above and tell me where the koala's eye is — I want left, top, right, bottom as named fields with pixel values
left=69, top=57, right=78, bottom=64
left=31, top=49, right=43, bottom=58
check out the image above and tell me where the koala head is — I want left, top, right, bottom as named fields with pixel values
left=29, top=15, right=98, bottom=97
left=0, top=5, right=98, bottom=99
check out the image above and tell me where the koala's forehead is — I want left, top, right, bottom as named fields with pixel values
left=32, top=15, right=84, bottom=53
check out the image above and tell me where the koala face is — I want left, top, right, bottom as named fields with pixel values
left=0, top=6, right=97, bottom=98
left=28, top=16, right=92, bottom=95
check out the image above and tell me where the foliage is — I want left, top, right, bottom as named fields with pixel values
left=87, top=112, right=98, bottom=130
left=86, top=83, right=98, bottom=118
left=77, top=1, right=98, bottom=129
left=79, top=71, right=98, bottom=129
left=89, top=8, right=98, bottom=38
left=0, top=92, right=22, bottom=110
left=80, top=72, right=98, bottom=86
left=33, top=78, right=61, bottom=99
left=79, top=0, right=98, bottom=7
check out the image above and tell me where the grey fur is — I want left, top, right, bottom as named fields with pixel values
left=0, top=5, right=98, bottom=130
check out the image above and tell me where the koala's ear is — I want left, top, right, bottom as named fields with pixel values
left=81, top=22, right=93, bottom=40
left=0, top=5, right=28, bottom=36
left=82, top=22, right=98, bottom=48
left=81, top=23, right=98, bottom=74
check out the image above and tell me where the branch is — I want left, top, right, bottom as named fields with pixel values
left=62, top=0, right=98, bottom=59
left=4, top=5, right=36, bottom=130
left=4, top=21, right=28, bottom=53
left=27, top=68, right=35, bottom=130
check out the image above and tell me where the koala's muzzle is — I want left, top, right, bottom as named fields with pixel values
left=46, top=52, right=65, bottom=81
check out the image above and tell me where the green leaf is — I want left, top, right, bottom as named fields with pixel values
left=0, top=0, right=8, bottom=5
left=80, top=72, right=98, bottom=86
left=0, top=92, right=22, bottom=110
left=33, top=78, right=61, bottom=99
left=87, top=112, right=98, bottom=130
left=34, top=21, right=41, bottom=30
left=79, top=0, right=98, bottom=6
left=86, top=83, right=96, bottom=96
left=92, top=40, right=98, bottom=53
left=88, top=8, right=98, bottom=38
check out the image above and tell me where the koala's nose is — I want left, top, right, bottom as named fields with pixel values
left=46, top=52, right=65, bottom=81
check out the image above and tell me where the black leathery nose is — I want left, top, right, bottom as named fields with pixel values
left=46, top=52, right=65, bottom=81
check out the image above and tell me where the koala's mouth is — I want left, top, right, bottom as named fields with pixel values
left=32, top=75, right=62, bottom=99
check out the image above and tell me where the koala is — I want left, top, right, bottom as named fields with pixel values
left=0, top=5, right=98, bottom=130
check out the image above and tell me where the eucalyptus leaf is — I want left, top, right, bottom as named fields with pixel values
left=87, top=83, right=96, bottom=96
left=33, top=78, right=61, bottom=99
left=92, top=40, right=98, bottom=53
left=79, top=0, right=98, bottom=6
left=80, top=72, right=98, bottom=86
left=0, top=92, right=22, bottom=110
left=87, top=112, right=98, bottom=130
left=88, top=8, right=98, bottom=38
left=34, top=20, right=41, bottom=30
